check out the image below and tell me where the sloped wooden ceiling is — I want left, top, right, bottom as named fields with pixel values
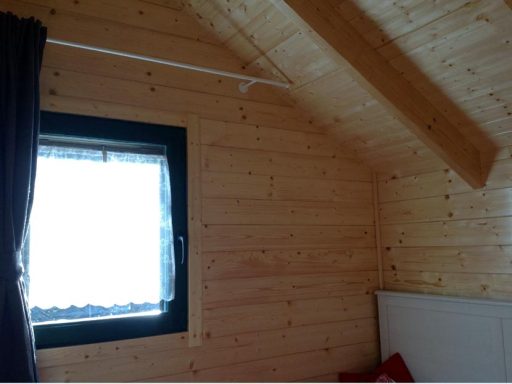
left=184, top=0, right=512, bottom=183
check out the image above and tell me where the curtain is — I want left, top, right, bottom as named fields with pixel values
left=28, top=145, right=175, bottom=315
left=0, top=12, right=46, bottom=382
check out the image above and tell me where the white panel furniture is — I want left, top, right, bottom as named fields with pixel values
left=377, top=290, right=512, bottom=382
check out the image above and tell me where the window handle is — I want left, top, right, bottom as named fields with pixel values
left=178, top=235, right=185, bottom=265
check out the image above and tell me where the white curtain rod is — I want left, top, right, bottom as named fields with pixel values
left=46, top=38, right=290, bottom=93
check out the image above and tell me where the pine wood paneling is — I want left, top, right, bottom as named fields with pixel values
left=202, top=146, right=371, bottom=181
left=200, top=317, right=378, bottom=359
left=380, top=154, right=512, bottom=301
left=42, top=45, right=286, bottom=104
left=383, top=246, right=512, bottom=275
left=382, top=217, right=512, bottom=247
left=248, top=30, right=339, bottom=90
left=39, top=318, right=378, bottom=382
left=200, top=119, right=346, bottom=157
left=203, top=224, right=375, bottom=252
left=0, top=1, right=380, bottom=380
left=203, top=272, right=378, bottom=308
left=0, top=0, right=240, bottom=70
left=202, top=172, right=373, bottom=202
left=203, top=294, right=377, bottom=338
left=187, top=0, right=511, bottom=179
left=143, top=0, right=184, bottom=11
left=383, top=270, right=512, bottom=300
left=40, top=68, right=316, bottom=132
left=36, top=332, right=189, bottom=369
left=25, top=0, right=217, bottom=43
left=301, top=373, right=341, bottom=382
left=380, top=188, right=512, bottom=224
left=202, top=198, right=373, bottom=226
left=378, top=155, right=512, bottom=202
left=203, top=248, right=377, bottom=280
left=187, top=115, right=203, bottom=346
left=42, top=94, right=188, bottom=127
left=278, top=0, right=484, bottom=189
left=148, top=342, right=379, bottom=382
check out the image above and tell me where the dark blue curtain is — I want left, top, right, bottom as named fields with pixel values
left=0, top=12, right=46, bottom=382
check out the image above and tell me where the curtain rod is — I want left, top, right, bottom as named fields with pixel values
left=46, top=38, right=290, bottom=93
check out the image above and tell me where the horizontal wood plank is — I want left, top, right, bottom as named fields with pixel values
left=40, top=318, right=377, bottom=382
left=381, top=217, right=512, bottom=247
left=37, top=332, right=188, bottom=369
left=203, top=272, right=379, bottom=308
left=203, top=294, right=376, bottom=337
left=42, top=45, right=286, bottom=105
left=380, top=188, right=512, bottom=224
left=202, top=171, right=373, bottom=202
left=384, top=270, right=512, bottom=300
left=147, top=342, right=379, bottom=382
left=203, top=248, right=377, bottom=280
left=203, top=224, right=375, bottom=252
left=203, top=198, right=373, bottom=225
left=200, top=119, right=346, bottom=157
left=40, top=68, right=317, bottom=132
left=202, top=146, right=372, bottom=181
left=378, top=157, right=512, bottom=202
left=142, top=0, right=184, bottom=11
left=300, top=372, right=340, bottom=382
left=383, top=246, right=512, bottom=274
left=41, top=94, right=187, bottom=127
left=25, top=0, right=217, bottom=43
left=1, top=0, right=241, bottom=71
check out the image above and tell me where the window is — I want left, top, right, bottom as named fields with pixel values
left=23, top=112, right=188, bottom=349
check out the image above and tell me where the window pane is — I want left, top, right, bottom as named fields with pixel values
left=26, top=144, right=174, bottom=324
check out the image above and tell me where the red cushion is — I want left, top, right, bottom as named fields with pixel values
left=339, top=353, right=414, bottom=383
left=376, top=353, right=414, bottom=382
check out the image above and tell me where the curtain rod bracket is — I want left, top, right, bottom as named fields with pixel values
left=238, top=80, right=257, bottom=93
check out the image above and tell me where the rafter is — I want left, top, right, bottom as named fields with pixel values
left=274, top=0, right=485, bottom=189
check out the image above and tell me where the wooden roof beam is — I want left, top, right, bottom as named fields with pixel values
left=274, top=0, right=485, bottom=189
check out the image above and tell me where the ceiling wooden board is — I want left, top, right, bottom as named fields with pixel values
left=377, top=1, right=505, bottom=60
left=142, top=0, right=185, bottom=11
left=247, top=30, right=340, bottom=88
left=26, top=0, right=216, bottom=43
left=6, top=0, right=326, bottom=127
left=223, top=4, right=298, bottom=64
left=184, top=0, right=511, bottom=180
left=338, top=0, right=471, bottom=50
left=383, top=5, right=512, bottom=148
left=188, top=0, right=266, bottom=42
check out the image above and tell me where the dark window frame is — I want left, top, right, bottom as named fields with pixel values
left=28, top=112, right=188, bottom=349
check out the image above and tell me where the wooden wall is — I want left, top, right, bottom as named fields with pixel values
left=2, top=1, right=380, bottom=381
left=378, top=146, right=512, bottom=300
